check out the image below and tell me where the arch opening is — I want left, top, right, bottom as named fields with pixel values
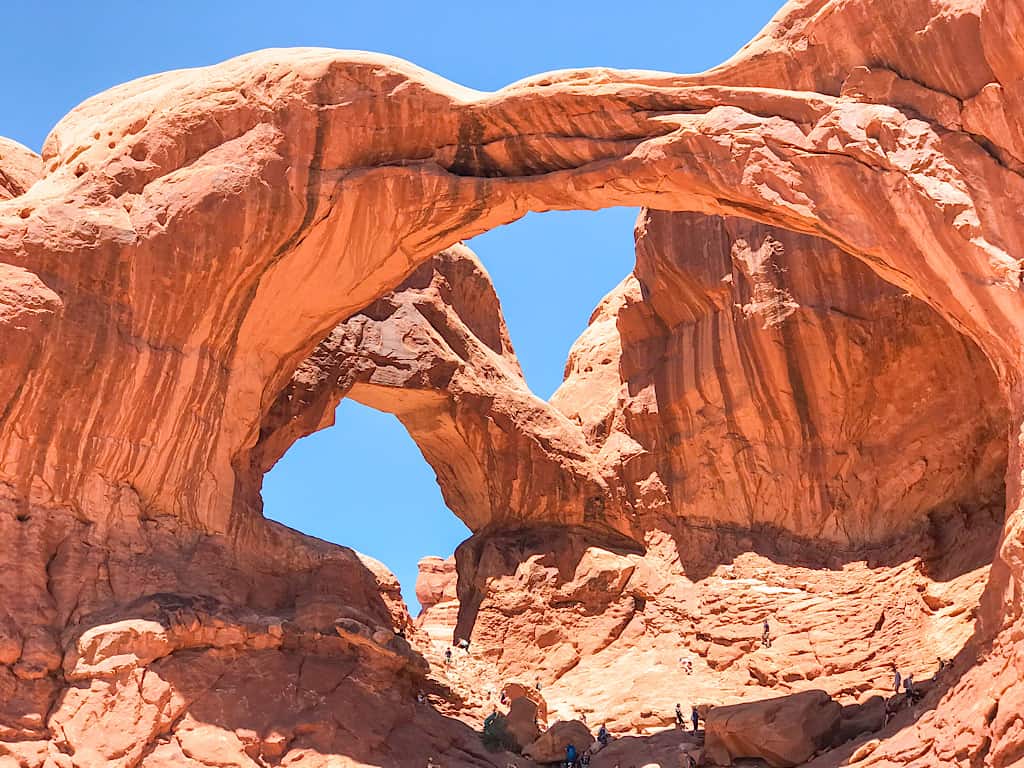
left=254, top=199, right=1010, bottom=746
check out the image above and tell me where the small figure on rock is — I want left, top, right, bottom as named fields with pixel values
left=675, top=702, right=685, bottom=727
left=903, top=674, right=915, bottom=704
left=580, top=750, right=591, bottom=766
left=892, top=666, right=901, bottom=693
left=691, top=705, right=700, bottom=733
left=500, top=690, right=508, bottom=706
left=457, top=637, right=470, bottom=654
left=565, top=742, right=578, bottom=767
left=598, top=723, right=610, bottom=747
left=444, top=647, right=452, bottom=665
left=535, top=677, right=543, bottom=691
left=416, top=690, right=425, bottom=704
left=762, top=617, right=772, bottom=648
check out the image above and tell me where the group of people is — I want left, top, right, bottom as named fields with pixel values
left=443, top=637, right=471, bottom=665
left=562, top=724, right=609, bottom=767
left=674, top=703, right=701, bottom=733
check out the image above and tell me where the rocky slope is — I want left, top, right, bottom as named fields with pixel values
left=2, top=0, right=1024, bottom=765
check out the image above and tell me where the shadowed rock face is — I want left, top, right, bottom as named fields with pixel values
left=2, top=0, right=1024, bottom=765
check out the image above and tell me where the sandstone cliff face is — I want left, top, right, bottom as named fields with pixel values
left=553, top=210, right=1008, bottom=546
left=2, top=0, right=1024, bottom=765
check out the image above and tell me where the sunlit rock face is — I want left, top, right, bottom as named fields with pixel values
left=553, top=209, right=1008, bottom=547
left=2, top=0, right=1024, bottom=764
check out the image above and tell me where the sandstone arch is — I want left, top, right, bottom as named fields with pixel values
left=2, top=0, right=1024, bottom=764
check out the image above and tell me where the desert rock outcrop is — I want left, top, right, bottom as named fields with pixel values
left=704, top=690, right=841, bottom=767
left=2, top=0, right=1024, bottom=766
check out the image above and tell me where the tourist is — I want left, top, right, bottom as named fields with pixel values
left=580, top=750, right=592, bottom=766
left=675, top=702, right=684, bottom=727
left=892, top=666, right=901, bottom=693
left=903, top=674, right=915, bottom=701
left=598, top=723, right=610, bottom=747
left=444, top=647, right=452, bottom=665
left=691, top=705, right=700, bottom=733
left=762, top=617, right=772, bottom=648
left=457, top=637, right=471, bottom=653
left=566, top=742, right=578, bottom=767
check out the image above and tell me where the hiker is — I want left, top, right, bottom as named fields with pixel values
left=691, top=705, right=700, bottom=733
left=762, top=617, right=772, bottom=648
left=597, top=723, right=610, bottom=747
left=444, top=647, right=452, bottom=665
left=457, top=637, right=471, bottom=653
left=903, top=674, right=915, bottom=702
left=536, top=678, right=543, bottom=691
left=500, top=690, right=508, bottom=706
left=675, top=702, right=685, bottom=727
left=892, top=666, right=901, bottom=693
left=484, top=711, right=498, bottom=730
left=580, top=750, right=591, bottom=766
left=566, top=742, right=578, bottom=767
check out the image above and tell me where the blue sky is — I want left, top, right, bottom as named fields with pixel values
left=4, top=1, right=782, bottom=610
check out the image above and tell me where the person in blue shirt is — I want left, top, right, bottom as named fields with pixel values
left=565, top=743, right=578, bottom=767
left=691, top=706, right=700, bottom=733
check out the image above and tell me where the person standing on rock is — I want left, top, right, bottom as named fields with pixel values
left=691, top=705, right=700, bottom=733
left=675, top=703, right=685, bottom=727
left=565, top=742, right=578, bottom=767
left=892, top=666, right=901, bottom=693
left=903, top=674, right=915, bottom=700
left=762, top=617, right=772, bottom=648
left=444, top=647, right=452, bottom=665
left=597, top=724, right=610, bottom=747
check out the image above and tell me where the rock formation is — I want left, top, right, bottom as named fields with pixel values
left=2, top=0, right=1024, bottom=765
left=704, top=690, right=841, bottom=767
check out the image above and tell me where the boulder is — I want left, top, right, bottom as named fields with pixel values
left=523, top=720, right=594, bottom=763
left=833, top=696, right=886, bottom=745
left=502, top=682, right=549, bottom=723
left=505, top=697, right=542, bottom=752
left=704, top=690, right=841, bottom=767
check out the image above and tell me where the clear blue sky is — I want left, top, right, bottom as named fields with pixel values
left=4, top=1, right=782, bottom=611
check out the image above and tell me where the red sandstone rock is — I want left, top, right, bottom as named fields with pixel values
left=704, top=690, right=841, bottom=767
left=522, top=720, right=594, bottom=763
left=0, top=138, right=41, bottom=200
left=1, top=1, right=1024, bottom=766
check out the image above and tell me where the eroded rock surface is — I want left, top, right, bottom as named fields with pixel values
left=704, top=690, right=840, bottom=767
left=2, top=0, right=1024, bottom=765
